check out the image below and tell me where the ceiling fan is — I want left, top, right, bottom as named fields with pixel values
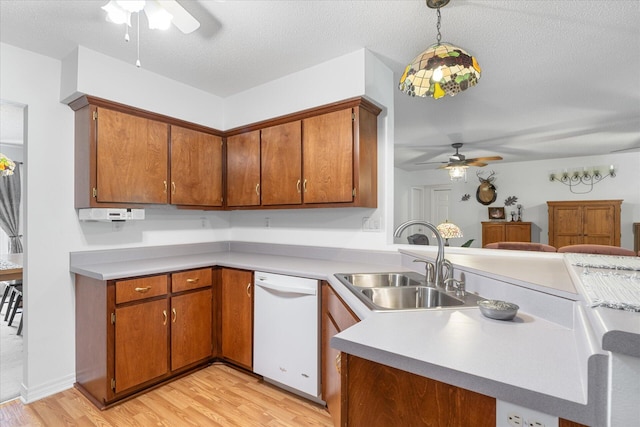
left=417, top=143, right=503, bottom=169
left=102, top=1, right=200, bottom=34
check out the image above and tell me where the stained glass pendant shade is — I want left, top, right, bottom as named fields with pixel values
left=399, top=0, right=481, bottom=99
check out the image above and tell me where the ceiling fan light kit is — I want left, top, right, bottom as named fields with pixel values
left=101, top=0, right=199, bottom=67
left=399, top=0, right=481, bottom=99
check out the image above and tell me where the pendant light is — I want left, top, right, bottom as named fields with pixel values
left=399, top=0, right=481, bottom=99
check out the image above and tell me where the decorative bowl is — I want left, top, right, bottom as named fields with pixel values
left=478, top=299, right=519, bottom=321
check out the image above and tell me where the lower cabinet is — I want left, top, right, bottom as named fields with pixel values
left=321, top=281, right=359, bottom=427
left=482, top=221, right=532, bottom=247
left=75, top=268, right=213, bottom=408
left=220, top=267, right=254, bottom=369
left=343, top=354, right=496, bottom=426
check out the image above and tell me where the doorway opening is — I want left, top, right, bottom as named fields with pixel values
left=0, top=99, right=26, bottom=403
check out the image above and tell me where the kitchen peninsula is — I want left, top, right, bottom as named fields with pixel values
left=70, top=241, right=639, bottom=426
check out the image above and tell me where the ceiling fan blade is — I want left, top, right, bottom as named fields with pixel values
left=467, top=156, right=503, bottom=162
left=610, top=146, right=640, bottom=153
left=416, top=160, right=448, bottom=165
left=465, top=161, right=488, bottom=167
left=157, top=0, right=200, bottom=34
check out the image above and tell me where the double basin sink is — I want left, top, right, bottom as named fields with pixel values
left=334, top=271, right=483, bottom=311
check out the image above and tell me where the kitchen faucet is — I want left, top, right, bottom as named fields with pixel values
left=393, top=220, right=451, bottom=288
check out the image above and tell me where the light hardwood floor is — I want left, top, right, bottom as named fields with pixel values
left=0, top=363, right=333, bottom=426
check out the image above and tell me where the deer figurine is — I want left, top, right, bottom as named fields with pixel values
left=476, top=170, right=497, bottom=205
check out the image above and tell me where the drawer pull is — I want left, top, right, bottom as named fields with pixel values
left=335, top=353, right=341, bottom=374
left=172, top=308, right=177, bottom=323
left=186, top=278, right=199, bottom=284
left=134, top=287, right=151, bottom=293
left=162, top=310, right=167, bottom=325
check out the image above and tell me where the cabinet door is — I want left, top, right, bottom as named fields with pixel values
left=551, top=206, right=583, bottom=247
left=505, top=223, right=531, bottom=242
left=322, top=282, right=359, bottom=427
left=96, top=107, right=169, bottom=204
left=261, top=121, right=302, bottom=205
left=114, top=298, right=169, bottom=393
left=226, top=131, right=261, bottom=207
left=170, top=126, right=223, bottom=207
left=482, top=223, right=505, bottom=246
left=583, top=205, right=615, bottom=245
left=302, top=109, right=353, bottom=204
left=221, top=268, right=253, bottom=369
left=345, top=355, right=495, bottom=427
left=171, top=289, right=213, bottom=371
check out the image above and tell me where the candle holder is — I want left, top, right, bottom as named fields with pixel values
left=516, top=204, right=522, bottom=222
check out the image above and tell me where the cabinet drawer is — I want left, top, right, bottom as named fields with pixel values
left=116, top=275, right=168, bottom=304
left=172, top=268, right=212, bottom=293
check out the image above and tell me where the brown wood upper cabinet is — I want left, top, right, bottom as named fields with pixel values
left=547, top=200, right=622, bottom=247
left=70, top=96, right=224, bottom=209
left=93, top=106, right=169, bottom=206
left=302, top=105, right=378, bottom=207
left=226, top=131, right=261, bottom=207
left=261, top=121, right=303, bottom=206
left=170, top=126, right=223, bottom=207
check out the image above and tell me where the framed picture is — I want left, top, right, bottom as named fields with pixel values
left=488, top=207, right=505, bottom=220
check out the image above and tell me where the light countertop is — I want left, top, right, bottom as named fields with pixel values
left=69, top=241, right=637, bottom=426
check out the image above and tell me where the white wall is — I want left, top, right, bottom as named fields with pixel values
left=395, top=152, right=640, bottom=249
left=0, top=42, right=395, bottom=402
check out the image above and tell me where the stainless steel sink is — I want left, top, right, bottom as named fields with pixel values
left=360, top=286, right=465, bottom=310
left=334, top=272, right=483, bottom=311
left=336, top=272, right=425, bottom=288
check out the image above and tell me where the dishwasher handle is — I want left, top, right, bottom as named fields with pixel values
left=255, top=280, right=316, bottom=296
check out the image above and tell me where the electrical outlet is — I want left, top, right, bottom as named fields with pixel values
left=508, top=414, right=523, bottom=427
left=497, top=400, right=557, bottom=427
left=362, top=216, right=382, bottom=232
left=265, top=217, right=271, bottom=228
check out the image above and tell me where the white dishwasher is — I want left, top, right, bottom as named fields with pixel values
left=253, top=271, right=321, bottom=402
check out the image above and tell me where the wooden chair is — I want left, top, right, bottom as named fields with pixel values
left=557, top=244, right=637, bottom=257
left=484, top=242, right=557, bottom=252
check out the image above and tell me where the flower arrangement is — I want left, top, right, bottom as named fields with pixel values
left=0, top=153, right=16, bottom=177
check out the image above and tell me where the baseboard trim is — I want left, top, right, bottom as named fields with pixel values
left=21, top=373, right=75, bottom=403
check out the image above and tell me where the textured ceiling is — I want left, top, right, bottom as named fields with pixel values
left=1, top=0, right=639, bottom=170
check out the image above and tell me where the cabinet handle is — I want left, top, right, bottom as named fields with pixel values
left=186, top=278, right=199, bottom=283
left=134, top=287, right=151, bottom=293
left=172, top=308, right=177, bottom=323
left=246, top=283, right=251, bottom=297
left=335, top=353, right=341, bottom=374
left=255, top=183, right=260, bottom=196
left=171, top=181, right=176, bottom=194
left=163, top=181, right=167, bottom=193
left=162, top=310, right=167, bottom=325
left=296, top=179, right=301, bottom=193
left=303, top=179, right=307, bottom=192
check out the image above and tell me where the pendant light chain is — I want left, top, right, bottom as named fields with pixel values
left=436, top=7, right=442, bottom=44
